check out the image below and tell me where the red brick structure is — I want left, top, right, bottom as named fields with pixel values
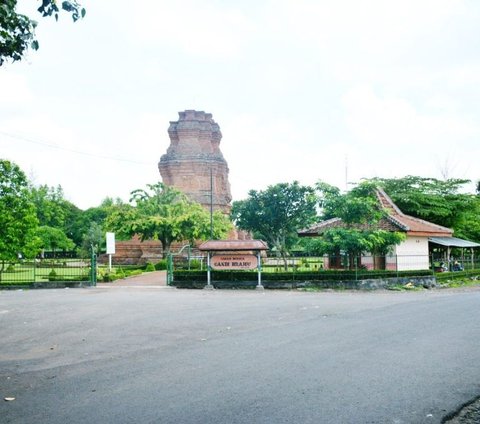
left=110, top=110, right=241, bottom=265
left=158, top=110, right=232, bottom=214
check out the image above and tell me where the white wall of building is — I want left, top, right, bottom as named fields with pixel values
left=394, top=236, right=430, bottom=270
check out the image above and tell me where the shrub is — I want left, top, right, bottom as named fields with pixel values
left=172, top=269, right=433, bottom=282
left=48, top=269, right=57, bottom=281
left=145, top=262, right=155, bottom=272
left=189, top=259, right=203, bottom=270
left=6, top=264, right=15, bottom=273
left=155, top=260, right=167, bottom=270
left=124, top=269, right=142, bottom=278
left=115, top=268, right=125, bottom=279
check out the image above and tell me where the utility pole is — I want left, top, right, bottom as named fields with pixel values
left=210, top=166, right=213, bottom=239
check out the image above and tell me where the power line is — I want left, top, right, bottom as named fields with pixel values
left=0, top=130, right=151, bottom=165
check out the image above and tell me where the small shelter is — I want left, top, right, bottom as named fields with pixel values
left=198, top=240, right=269, bottom=290
left=428, top=236, right=480, bottom=271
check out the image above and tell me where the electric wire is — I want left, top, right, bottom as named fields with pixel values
left=0, top=130, right=151, bottom=165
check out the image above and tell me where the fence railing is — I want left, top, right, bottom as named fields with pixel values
left=171, top=253, right=480, bottom=283
left=0, top=258, right=92, bottom=285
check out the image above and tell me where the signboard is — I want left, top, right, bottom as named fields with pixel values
left=106, top=232, right=115, bottom=255
left=211, top=254, right=258, bottom=270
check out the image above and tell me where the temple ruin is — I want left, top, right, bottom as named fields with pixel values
left=158, top=110, right=232, bottom=213
left=111, top=110, right=237, bottom=264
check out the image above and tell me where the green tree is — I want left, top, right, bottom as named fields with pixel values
left=30, top=184, right=68, bottom=228
left=0, top=159, right=39, bottom=280
left=80, top=221, right=104, bottom=257
left=370, top=176, right=478, bottom=241
left=231, top=181, right=318, bottom=269
left=30, top=183, right=83, bottom=246
left=451, top=196, right=480, bottom=242
left=70, top=197, right=126, bottom=250
left=0, top=0, right=85, bottom=66
left=37, top=225, right=75, bottom=257
left=311, top=181, right=405, bottom=268
left=317, top=181, right=383, bottom=224
left=106, top=182, right=232, bottom=258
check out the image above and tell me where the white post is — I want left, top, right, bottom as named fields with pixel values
left=108, top=254, right=112, bottom=272
left=204, top=252, right=214, bottom=290
left=256, top=251, right=264, bottom=290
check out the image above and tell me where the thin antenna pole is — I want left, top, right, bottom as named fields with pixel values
left=345, top=154, right=348, bottom=192
left=210, top=166, right=213, bottom=239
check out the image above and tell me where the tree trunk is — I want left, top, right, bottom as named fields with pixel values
left=161, top=240, right=171, bottom=259
left=281, top=252, right=288, bottom=271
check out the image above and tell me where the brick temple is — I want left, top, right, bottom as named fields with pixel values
left=159, top=110, right=232, bottom=213
left=112, top=110, right=238, bottom=264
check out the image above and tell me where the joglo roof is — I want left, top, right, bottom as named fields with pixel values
left=299, top=188, right=454, bottom=238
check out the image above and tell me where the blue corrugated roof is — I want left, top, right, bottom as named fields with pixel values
left=429, top=237, right=480, bottom=248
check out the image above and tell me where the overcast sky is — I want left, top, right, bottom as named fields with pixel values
left=1, top=0, right=479, bottom=210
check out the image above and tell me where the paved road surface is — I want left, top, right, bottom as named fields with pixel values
left=1, top=287, right=480, bottom=423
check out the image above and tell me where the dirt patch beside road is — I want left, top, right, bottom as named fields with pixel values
left=444, top=397, right=480, bottom=423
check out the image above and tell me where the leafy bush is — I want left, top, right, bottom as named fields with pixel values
left=154, top=260, right=167, bottom=270
left=48, top=269, right=57, bottom=281
left=124, top=269, right=143, bottom=278
left=189, top=259, right=203, bottom=270
left=115, top=268, right=125, bottom=279
left=173, top=269, right=433, bottom=282
left=145, top=262, right=155, bottom=272
left=436, top=269, right=480, bottom=281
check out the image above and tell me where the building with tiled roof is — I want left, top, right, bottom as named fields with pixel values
left=298, top=188, right=455, bottom=271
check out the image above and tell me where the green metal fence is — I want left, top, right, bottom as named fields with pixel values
left=170, top=253, right=480, bottom=284
left=0, top=258, right=93, bottom=285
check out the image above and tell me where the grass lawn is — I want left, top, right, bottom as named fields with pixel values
left=0, top=260, right=90, bottom=284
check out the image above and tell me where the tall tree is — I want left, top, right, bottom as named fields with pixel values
left=0, top=0, right=85, bottom=65
left=231, top=181, right=318, bottom=269
left=0, top=159, right=39, bottom=279
left=80, top=221, right=104, bottom=257
left=37, top=225, right=75, bottom=257
left=370, top=176, right=478, bottom=240
left=30, top=183, right=83, bottom=246
left=310, top=181, right=405, bottom=268
left=317, top=181, right=383, bottom=224
left=106, top=182, right=232, bottom=258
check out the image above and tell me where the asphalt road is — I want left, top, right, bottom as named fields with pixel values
left=1, top=287, right=480, bottom=424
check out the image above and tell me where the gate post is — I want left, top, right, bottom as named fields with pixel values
left=204, top=252, right=214, bottom=290
left=256, top=251, right=264, bottom=290
left=167, top=254, right=173, bottom=285
left=90, top=246, right=97, bottom=286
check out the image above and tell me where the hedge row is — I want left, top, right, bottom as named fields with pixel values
left=435, top=269, right=480, bottom=281
left=173, top=269, right=433, bottom=282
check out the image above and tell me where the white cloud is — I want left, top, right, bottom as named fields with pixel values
left=343, top=85, right=479, bottom=147
left=3, top=0, right=480, bottom=209
left=0, top=70, right=33, bottom=111
left=129, top=0, right=255, bottom=59
left=341, top=84, right=480, bottom=184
